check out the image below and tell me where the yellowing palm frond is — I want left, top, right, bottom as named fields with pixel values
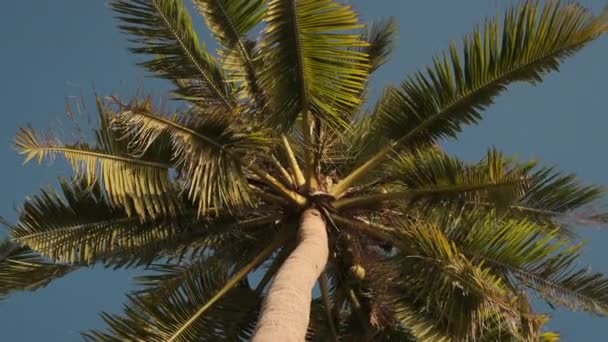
left=15, top=103, right=177, bottom=220
left=113, top=106, right=271, bottom=215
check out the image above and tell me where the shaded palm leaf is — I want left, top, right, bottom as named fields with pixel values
left=0, top=240, right=74, bottom=299
left=83, top=261, right=262, bottom=342
left=194, top=0, right=266, bottom=107
left=361, top=17, right=398, bottom=73
left=260, top=0, right=369, bottom=130
left=111, top=0, right=235, bottom=109
left=515, top=166, right=607, bottom=226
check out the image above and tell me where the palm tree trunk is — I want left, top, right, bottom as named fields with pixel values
left=253, top=208, right=329, bottom=342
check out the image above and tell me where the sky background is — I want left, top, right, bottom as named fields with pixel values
left=1, top=0, right=607, bottom=340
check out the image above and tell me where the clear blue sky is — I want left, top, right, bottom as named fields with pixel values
left=1, top=1, right=607, bottom=340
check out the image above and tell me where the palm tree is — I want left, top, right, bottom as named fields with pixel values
left=2, top=0, right=608, bottom=340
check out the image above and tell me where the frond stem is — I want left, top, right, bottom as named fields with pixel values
left=281, top=135, right=305, bottom=187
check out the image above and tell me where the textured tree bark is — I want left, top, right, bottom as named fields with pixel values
left=252, top=208, right=329, bottom=342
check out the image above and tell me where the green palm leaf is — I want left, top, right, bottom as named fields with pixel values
left=333, top=1, right=608, bottom=195
left=361, top=17, right=398, bottom=73
left=260, top=0, right=370, bottom=131
left=450, top=213, right=608, bottom=315
left=0, top=240, right=74, bottom=299
left=369, top=220, right=523, bottom=340
left=375, top=1, right=608, bottom=146
left=83, top=261, right=261, bottom=342
left=334, top=148, right=529, bottom=212
left=194, top=0, right=266, bottom=107
left=516, top=166, right=607, bottom=225
left=111, top=0, right=235, bottom=109
left=112, top=105, right=271, bottom=215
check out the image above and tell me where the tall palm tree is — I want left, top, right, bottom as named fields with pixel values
left=2, top=0, right=608, bottom=340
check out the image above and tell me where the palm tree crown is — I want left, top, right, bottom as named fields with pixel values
left=2, top=0, right=608, bottom=340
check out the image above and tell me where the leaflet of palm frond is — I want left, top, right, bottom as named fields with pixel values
left=374, top=148, right=529, bottom=213
left=374, top=1, right=608, bottom=148
left=83, top=261, right=262, bottom=342
left=15, top=103, right=178, bottom=220
left=367, top=221, right=523, bottom=340
left=516, top=166, right=607, bottom=226
left=0, top=240, right=74, bottom=300
left=110, top=0, right=235, bottom=109
left=112, top=107, right=270, bottom=215
left=259, top=0, right=370, bottom=131
left=451, top=213, right=608, bottom=314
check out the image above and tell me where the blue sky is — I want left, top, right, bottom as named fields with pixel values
left=1, top=0, right=607, bottom=340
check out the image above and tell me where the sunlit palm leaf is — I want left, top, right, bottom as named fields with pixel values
left=260, top=0, right=369, bottom=130
left=111, top=0, right=235, bottom=109
left=375, top=1, right=608, bottom=147
left=0, top=240, right=74, bottom=299
left=112, top=105, right=270, bottom=215
left=334, top=1, right=608, bottom=195
left=15, top=100, right=177, bottom=220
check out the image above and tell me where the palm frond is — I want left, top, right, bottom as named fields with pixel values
left=15, top=99, right=177, bottom=219
left=375, top=1, right=608, bottom=146
left=361, top=17, right=398, bottom=73
left=515, top=166, right=607, bottom=226
left=260, top=0, right=370, bottom=131
left=333, top=1, right=608, bottom=195
left=112, top=104, right=271, bottom=215
left=367, top=221, right=523, bottom=340
left=110, top=0, right=235, bottom=109
left=450, top=212, right=608, bottom=315
left=194, top=0, right=266, bottom=107
left=335, top=148, right=529, bottom=212
left=7, top=178, right=278, bottom=267
left=86, top=227, right=290, bottom=342
left=0, top=240, right=74, bottom=300
left=333, top=215, right=523, bottom=339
